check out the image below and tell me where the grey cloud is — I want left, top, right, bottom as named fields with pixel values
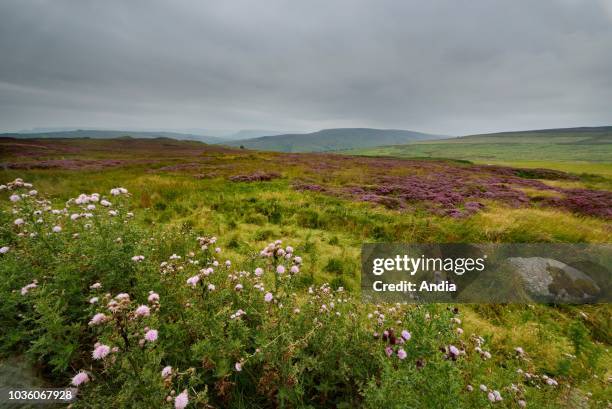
left=1, top=0, right=611, bottom=134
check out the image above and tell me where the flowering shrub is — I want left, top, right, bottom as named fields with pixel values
left=0, top=179, right=596, bottom=408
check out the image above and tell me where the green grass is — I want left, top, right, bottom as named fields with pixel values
left=2, top=137, right=611, bottom=407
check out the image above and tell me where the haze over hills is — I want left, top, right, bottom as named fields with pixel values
left=225, top=128, right=446, bottom=152
left=0, top=129, right=226, bottom=144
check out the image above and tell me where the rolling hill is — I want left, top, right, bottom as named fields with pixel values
left=342, top=126, right=612, bottom=176
left=0, top=129, right=226, bottom=144
left=224, top=128, right=445, bottom=152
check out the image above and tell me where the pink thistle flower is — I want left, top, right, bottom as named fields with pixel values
left=14, top=218, right=24, bottom=226
left=264, top=292, right=273, bottom=302
left=235, top=362, right=242, bottom=371
left=448, top=345, right=460, bottom=357
left=0, top=246, right=9, bottom=254
left=290, top=265, right=299, bottom=274
left=174, top=390, right=188, bottom=409
left=276, top=265, right=285, bottom=274
left=135, top=305, right=150, bottom=317
left=385, top=346, right=393, bottom=357
left=92, top=344, right=111, bottom=360
left=207, top=283, right=216, bottom=291
left=71, top=371, right=90, bottom=386
left=234, top=283, right=243, bottom=291
left=89, top=313, right=107, bottom=326
left=144, top=329, right=158, bottom=342
left=20, top=282, right=37, bottom=295
left=186, top=275, right=200, bottom=287
left=10, top=194, right=20, bottom=202
left=254, top=267, right=263, bottom=276
left=115, top=293, right=130, bottom=301
left=89, top=297, right=99, bottom=304
left=148, top=292, right=159, bottom=303
left=90, top=282, right=102, bottom=289
left=161, top=366, right=172, bottom=378
left=397, top=348, right=407, bottom=360
left=401, top=330, right=411, bottom=341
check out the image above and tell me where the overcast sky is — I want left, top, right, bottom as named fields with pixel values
left=1, top=0, right=611, bottom=135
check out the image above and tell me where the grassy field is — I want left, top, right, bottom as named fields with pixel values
left=345, top=128, right=612, bottom=178
left=1, top=137, right=611, bottom=408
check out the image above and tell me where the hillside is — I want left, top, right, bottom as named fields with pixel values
left=0, top=129, right=226, bottom=144
left=225, top=128, right=445, bottom=152
left=343, top=126, right=612, bottom=175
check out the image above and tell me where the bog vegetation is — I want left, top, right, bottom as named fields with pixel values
left=0, top=138, right=611, bottom=408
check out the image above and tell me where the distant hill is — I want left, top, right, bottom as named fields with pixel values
left=0, top=129, right=226, bottom=144
left=451, top=126, right=612, bottom=144
left=342, top=126, right=612, bottom=168
left=225, top=128, right=446, bottom=152
left=224, top=130, right=286, bottom=140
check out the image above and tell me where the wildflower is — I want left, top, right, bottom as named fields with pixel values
left=215, top=247, right=221, bottom=253
left=276, top=265, right=285, bottom=274
left=100, top=200, right=111, bottom=207
left=286, top=246, right=294, bottom=253
left=0, top=246, right=9, bottom=254
left=161, top=366, right=172, bottom=378
left=456, top=328, right=464, bottom=335
left=518, top=400, right=527, bottom=408
left=479, top=384, right=488, bottom=392
left=290, top=265, right=299, bottom=274
left=14, top=218, right=24, bottom=226
left=186, top=275, right=200, bottom=287
left=234, top=283, right=243, bottom=291
left=174, top=390, right=188, bottom=409
left=492, top=390, right=502, bottom=401
left=89, top=313, right=107, bottom=326
left=21, top=281, right=38, bottom=295
left=135, top=305, right=150, bottom=317
left=207, top=283, right=216, bottom=291
left=148, top=292, right=160, bottom=303
left=89, top=297, right=99, bottom=304
left=546, top=378, right=558, bottom=386
left=131, top=255, right=145, bottom=262
left=92, top=344, right=111, bottom=360
left=515, top=347, right=524, bottom=355
left=487, top=392, right=495, bottom=402
left=9, top=194, right=20, bottom=202
left=71, top=371, right=89, bottom=386
left=52, top=225, right=62, bottom=233
left=235, top=362, right=242, bottom=371
left=385, top=346, right=393, bottom=357
left=90, top=282, right=102, bottom=289
left=401, top=330, right=411, bottom=341
left=448, top=345, right=460, bottom=358
left=115, top=293, right=130, bottom=301
left=254, top=267, right=263, bottom=276
left=145, top=329, right=158, bottom=342
left=264, top=292, right=273, bottom=302
left=482, top=351, right=492, bottom=360
left=108, top=210, right=118, bottom=216
left=294, top=256, right=302, bottom=264
left=28, top=190, right=37, bottom=196
left=397, top=348, right=407, bottom=360
left=466, top=385, right=473, bottom=392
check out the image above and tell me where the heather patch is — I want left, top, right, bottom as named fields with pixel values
left=229, top=171, right=281, bottom=182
